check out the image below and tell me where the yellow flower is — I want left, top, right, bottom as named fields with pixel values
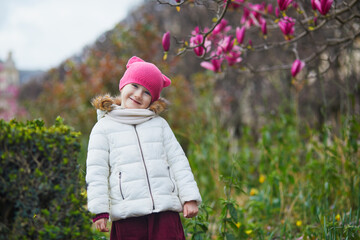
left=296, top=220, right=302, bottom=227
left=250, top=188, right=259, bottom=196
left=259, top=174, right=266, bottom=183
left=245, top=229, right=253, bottom=235
left=235, top=222, right=241, bottom=228
left=81, top=188, right=87, bottom=197
left=33, top=214, right=37, bottom=219
left=335, top=214, right=341, bottom=221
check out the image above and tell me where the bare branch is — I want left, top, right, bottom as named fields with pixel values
left=239, top=29, right=360, bottom=74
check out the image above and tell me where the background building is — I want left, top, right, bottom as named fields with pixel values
left=0, top=52, right=23, bottom=120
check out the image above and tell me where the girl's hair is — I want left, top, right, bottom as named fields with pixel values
left=91, top=94, right=169, bottom=114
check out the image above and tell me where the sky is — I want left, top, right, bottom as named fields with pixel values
left=0, top=0, right=143, bottom=71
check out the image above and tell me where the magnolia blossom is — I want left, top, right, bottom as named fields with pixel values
left=241, top=7, right=251, bottom=26
left=162, top=31, right=170, bottom=51
left=225, top=47, right=242, bottom=66
left=191, top=26, right=200, bottom=35
left=311, top=0, right=317, bottom=10
left=241, top=4, right=266, bottom=27
left=215, top=35, right=242, bottom=67
left=213, top=19, right=231, bottom=35
left=261, top=21, right=267, bottom=36
left=266, top=3, right=274, bottom=14
left=277, top=0, right=292, bottom=11
left=190, top=34, right=211, bottom=57
left=190, top=27, right=211, bottom=56
left=292, top=1, right=299, bottom=9
left=314, top=0, right=333, bottom=15
left=278, top=16, right=295, bottom=40
left=200, top=58, right=223, bottom=72
left=251, top=3, right=266, bottom=24
left=236, top=26, right=246, bottom=44
left=313, top=17, right=318, bottom=26
left=218, top=36, right=234, bottom=53
left=191, top=26, right=209, bottom=37
left=275, top=7, right=280, bottom=17
left=190, top=34, right=204, bottom=56
left=291, top=59, right=305, bottom=77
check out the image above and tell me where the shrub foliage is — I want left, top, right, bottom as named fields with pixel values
left=0, top=117, right=94, bottom=239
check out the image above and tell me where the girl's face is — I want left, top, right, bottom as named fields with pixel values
left=120, top=83, right=152, bottom=109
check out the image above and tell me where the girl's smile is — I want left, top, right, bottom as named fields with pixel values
left=120, top=83, right=152, bottom=109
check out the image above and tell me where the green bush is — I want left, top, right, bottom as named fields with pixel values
left=0, top=117, right=95, bottom=240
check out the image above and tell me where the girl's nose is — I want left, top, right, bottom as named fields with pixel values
left=133, top=89, right=142, bottom=98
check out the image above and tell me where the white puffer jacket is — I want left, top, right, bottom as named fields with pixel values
left=86, top=100, right=202, bottom=222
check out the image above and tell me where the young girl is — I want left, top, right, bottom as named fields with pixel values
left=86, top=56, right=202, bottom=239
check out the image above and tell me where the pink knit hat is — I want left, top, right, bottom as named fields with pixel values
left=119, top=56, right=171, bottom=103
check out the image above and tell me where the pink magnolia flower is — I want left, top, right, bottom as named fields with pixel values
left=213, top=19, right=232, bottom=35
left=191, top=26, right=200, bottom=35
left=311, top=0, right=317, bottom=10
left=200, top=58, right=223, bottom=72
left=261, top=21, right=267, bottom=36
left=190, top=33, right=211, bottom=57
left=266, top=4, right=274, bottom=14
left=275, top=7, right=280, bottom=17
left=218, top=36, right=234, bottom=53
left=225, top=47, right=242, bottom=66
left=292, top=1, right=299, bottom=9
left=277, top=0, right=292, bottom=11
left=236, top=26, right=246, bottom=44
left=251, top=3, right=265, bottom=24
left=313, top=17, right=318, bottom=26
left=162, top=31, right=170, bottom=51
left=278, top=16, right=295, bottom=40
left=314, top=0, right=333, bottom=15
left=241, top=7, right=251, bottom=26
left=242, top=4, right=266, bottom=27
left=190, top=34, right=204, bottom=56
left=291, top=59, right=305, bottom=77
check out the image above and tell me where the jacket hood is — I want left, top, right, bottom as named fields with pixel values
left=91, top=94, right=169, bottom=115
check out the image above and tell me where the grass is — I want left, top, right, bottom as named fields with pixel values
left=180, top=108, right=360, bottom=239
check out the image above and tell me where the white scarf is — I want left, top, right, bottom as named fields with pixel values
left=97, top=105, right=156, bottom=125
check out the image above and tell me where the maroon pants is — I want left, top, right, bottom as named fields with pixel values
left=110, top=211, right=186, bottom=240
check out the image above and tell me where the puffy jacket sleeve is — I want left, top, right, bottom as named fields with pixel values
left=162, top=118, right=202, bottom=206
left=86, top=121, right=110, bottom=215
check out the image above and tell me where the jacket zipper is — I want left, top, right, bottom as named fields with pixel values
left=134, top=125, right=155, bottom=210
left=119, top=172, right=124, bottom=200
left=167, top=166, right=175, bottom=192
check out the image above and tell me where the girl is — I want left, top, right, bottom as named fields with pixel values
left=86, top=56, right=202, bottom=239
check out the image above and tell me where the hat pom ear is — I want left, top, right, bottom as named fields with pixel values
left=126, top=56, right=145, bottom=68
left=162, top=74, right=171, bottom=87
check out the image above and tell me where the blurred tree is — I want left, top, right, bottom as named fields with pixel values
left=158, top=0, right=360, bottom=75
left=19, top=0, right=359, bottom=141
left=155, top=0, right=360, bottom=134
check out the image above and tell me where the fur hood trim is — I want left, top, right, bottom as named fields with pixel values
left=91, top=94, right=169, bottom=115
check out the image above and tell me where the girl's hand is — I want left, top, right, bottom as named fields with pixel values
left=183, top=200, right=198, bottom=218
left=94, top=218, right=109, bottom=232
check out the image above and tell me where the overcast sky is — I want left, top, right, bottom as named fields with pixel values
left=0, top=0, right=143, bottom=71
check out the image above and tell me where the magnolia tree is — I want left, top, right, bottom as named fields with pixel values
left=159, top=0, right=360, bottom=78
